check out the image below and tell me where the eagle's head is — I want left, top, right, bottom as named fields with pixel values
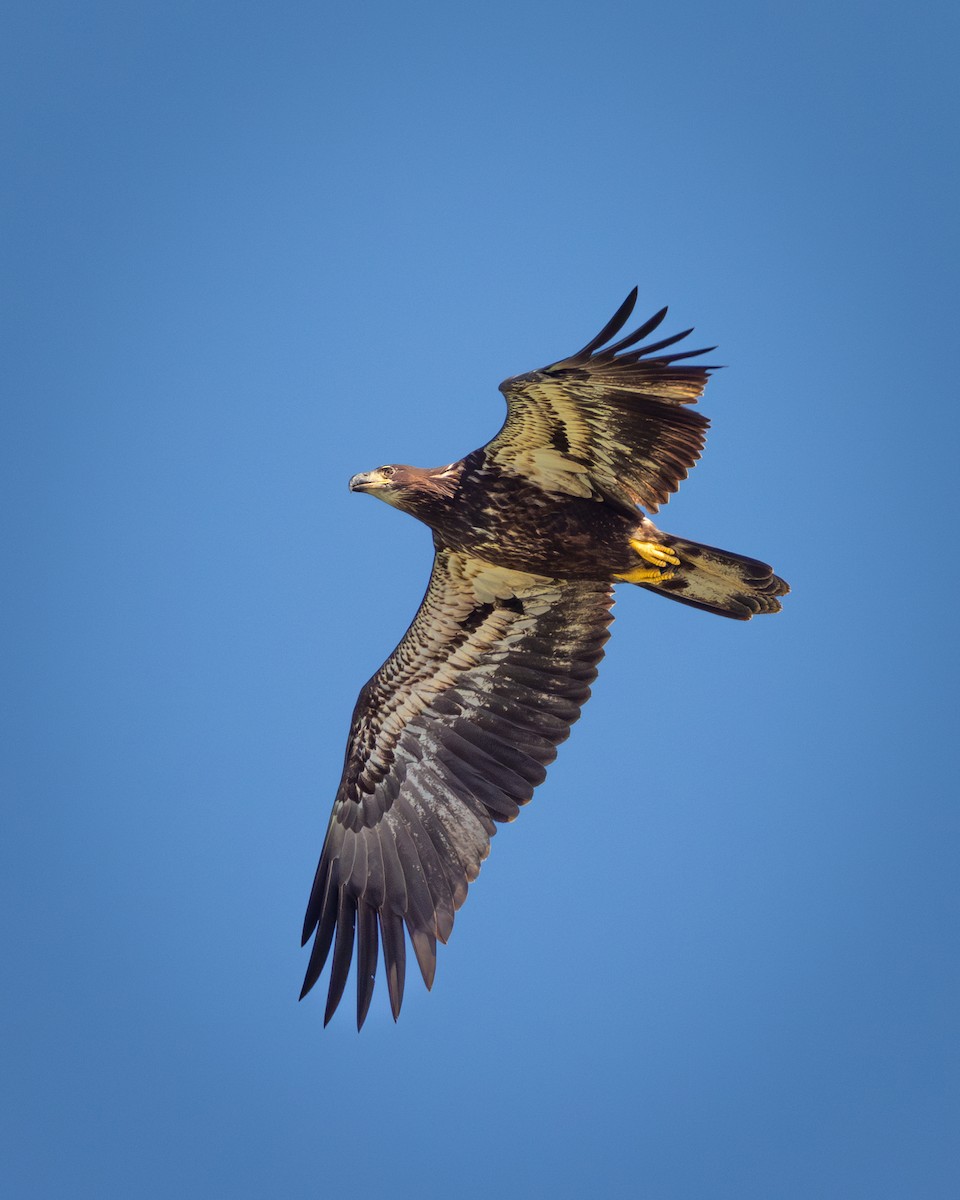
left=348, top=463, right=459, bottom=514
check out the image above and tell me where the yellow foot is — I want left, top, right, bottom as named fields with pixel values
left=613, top=565, right=677, bottom=584
left=613, top=538, right=681, bottom=585
left=628, top=539, right=681, bottom=569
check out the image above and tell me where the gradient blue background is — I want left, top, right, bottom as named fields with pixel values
left=4, top=2, right=958, bottom=1196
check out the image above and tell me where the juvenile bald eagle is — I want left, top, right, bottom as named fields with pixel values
left=301, top=289, right=788, bottom=1027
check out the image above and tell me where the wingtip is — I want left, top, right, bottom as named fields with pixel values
left=569, top=289, right=642, bottom=360
left=411, top=931, right=437, bottom=991
left=323, top=985, right=341, bottom=1026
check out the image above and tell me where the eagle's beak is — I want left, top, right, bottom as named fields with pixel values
left=349, top=469, right=388, bottom=494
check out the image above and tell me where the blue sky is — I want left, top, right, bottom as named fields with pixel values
left=3, top=1, right=959, bottom=1196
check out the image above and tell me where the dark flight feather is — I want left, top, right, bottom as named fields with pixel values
left=599, top=306, right=670, bottom=356
left=570, top=286, right=642, bottom=358
left=356, top=901, right=379, bottom=1028
left=379, top=909, right=406, bottom=1020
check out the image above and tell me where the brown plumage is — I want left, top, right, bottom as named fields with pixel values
left=300, top=289, right=789, bottom=1026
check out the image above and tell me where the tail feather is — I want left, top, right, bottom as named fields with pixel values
left=639, top=535, right=789, bottom=620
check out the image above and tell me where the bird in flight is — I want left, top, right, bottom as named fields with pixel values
left=300, top=289, right=788, bottom=1027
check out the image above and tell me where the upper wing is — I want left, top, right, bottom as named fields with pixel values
left=300, top=547, right=613, bottom=1028
left=486, top=288, right=717, bottom=514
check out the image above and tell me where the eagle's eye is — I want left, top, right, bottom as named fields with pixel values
left=380, top=465, right=396, bottom=479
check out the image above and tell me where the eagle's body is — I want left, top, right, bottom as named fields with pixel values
left=384, top=448, right=642, bottom=578
left=301, top=290, right=789, bottom=1027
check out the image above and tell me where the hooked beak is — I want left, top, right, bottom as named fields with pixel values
left=349, top=469, right=389, bottom=494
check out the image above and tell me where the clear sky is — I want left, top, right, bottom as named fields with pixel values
left=4, top=2, right=959, bottom=1197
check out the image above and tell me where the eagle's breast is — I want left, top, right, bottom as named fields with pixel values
left=427, top=449, right=637, bottom=579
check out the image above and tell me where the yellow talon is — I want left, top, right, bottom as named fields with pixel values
left=629, top=539, right=681, bottom=568
left=614, top=567, right=677, bottom=584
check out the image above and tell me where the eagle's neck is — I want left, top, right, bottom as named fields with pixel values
left=393, top=462, right=463, bottom=525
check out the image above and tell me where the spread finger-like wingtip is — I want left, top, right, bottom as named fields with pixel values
left=570, top=287, right=640, bottom=359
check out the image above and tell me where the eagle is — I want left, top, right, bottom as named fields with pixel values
left=300, top=289, right=788, bottom=1027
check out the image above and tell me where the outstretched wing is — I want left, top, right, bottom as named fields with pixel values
left=486, top=288, right=717, bottom=515
left=301, top=547, right=613, bottom=1028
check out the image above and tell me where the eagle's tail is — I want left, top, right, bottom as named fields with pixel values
left=634, top=534, right=789, bottom=620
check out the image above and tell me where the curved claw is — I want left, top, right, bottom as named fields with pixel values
left=629, top=539, right=681, bottom=569
left=613, top=566, right=677, bottom=584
